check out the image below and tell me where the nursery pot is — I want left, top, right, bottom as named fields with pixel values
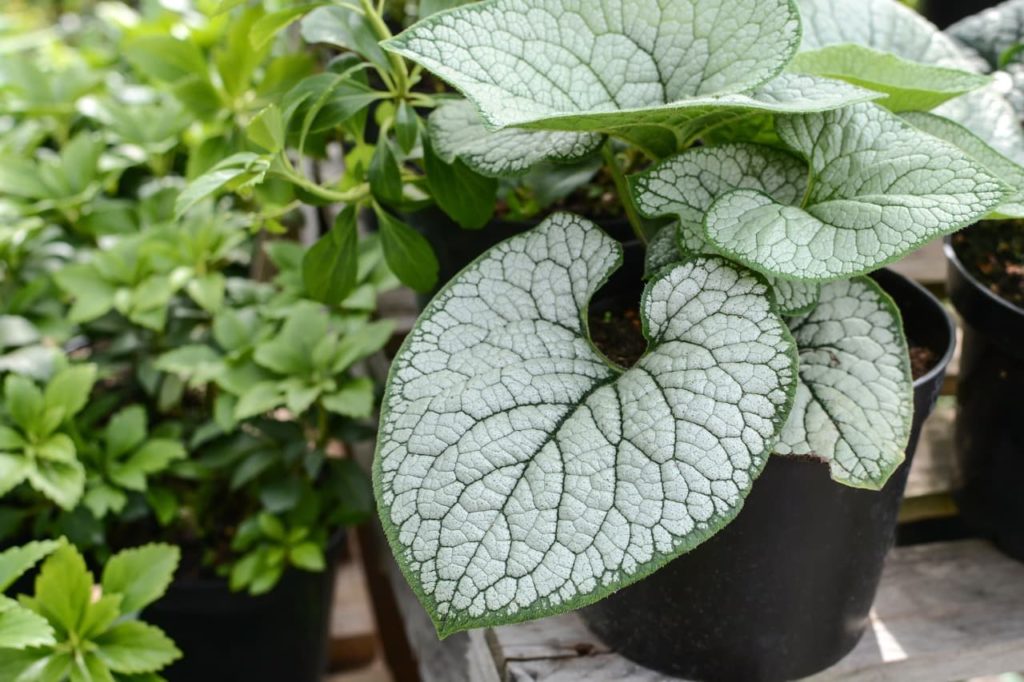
left=144, top=532, right=346, bottom=682
left=946, top=236, right=1024, bottom=560
left=581, top=264, right=955, bottom=682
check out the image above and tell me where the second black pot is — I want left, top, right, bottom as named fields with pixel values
left=946, top=237, right=1024, bottom=560
left=581, top=269, right=955, bottom=682
left=143, top=532, right=345, bottom=682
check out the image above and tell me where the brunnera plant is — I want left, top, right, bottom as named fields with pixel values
left=369, top=0, right=1024, bottom=636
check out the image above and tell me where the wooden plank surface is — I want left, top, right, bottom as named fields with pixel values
left=476, top=541, right=1024, bottom=682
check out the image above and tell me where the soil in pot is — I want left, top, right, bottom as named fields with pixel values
left=581, top=257, right=955, bottom=682
left=948, top=225, right=1024, bottom=561
left=143, top=532, right=346, bottom=682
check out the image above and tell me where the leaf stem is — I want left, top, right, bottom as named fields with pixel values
left=601, top=142, right=650, bottom=244
left=360, top=0, right=410, bottom=96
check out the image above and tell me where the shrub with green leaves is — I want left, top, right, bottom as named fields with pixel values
left=0, top=540, right=181, bottom=682
left=0, top=1, right=389, bottom=598
left=369, top=0, right=1024, bottom=636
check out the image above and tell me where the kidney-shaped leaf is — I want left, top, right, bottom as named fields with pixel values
left=705, top=102, right=1007, bottom=281
left=375, top=212, right=796, bottom=635
left=776, top=277, right=912, bottom=489
left=632, top=143, right=819, bottom=314
left=429, top=99, right=602, bottom=177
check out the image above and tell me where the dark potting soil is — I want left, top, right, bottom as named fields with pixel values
left=590, top=307, right=646, bottom=367
left=590, top=304, right=940, bottom=380
left=953, top=222, right=1024, bottom=309
left=909, top=344, right=938, bottom=381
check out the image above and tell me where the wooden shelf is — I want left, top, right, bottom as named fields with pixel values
left=468, top=541, right=1024, bottom=682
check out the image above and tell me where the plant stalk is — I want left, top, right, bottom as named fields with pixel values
left=601, top=142, right=650, bottom=244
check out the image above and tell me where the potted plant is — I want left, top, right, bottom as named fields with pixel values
left=367, top=0, right=1020, bottom=679
left=0, top=4, right=392, bottom=680
left=0, top=539, right=182, bottom=681
left=936, top=0, right=1024, bottom=560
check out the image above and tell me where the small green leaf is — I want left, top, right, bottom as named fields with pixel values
left=234, top=383, right=284, bottom=420
left=423, top=137, right=497, bottom=229
left=43, top=364, right=97, bottom=421
left=395, top=101, right=420, bottom=155
left=27, top=436, right=84, bottom=510
left=250, top=4, right=324, bottom=50
left=105, top=406, right=148, bottom=459
left=289, top=542, right=325, bottom=572
left=78, top=593, right=123, bottom=640
left=54, top=265, right=116, bottom=323
left=186, top=273, right=226, bottom=313
left=0, top=595, right=56, bottom=649
left=0, top=540, right=60, bottom=592
left=174, top=153, right=268, bottom=218
left=33, top=543, right=93, bottom=635
left=94, top=621, right=181, bottom=674
left=247, top=104, right=286, bottom=153
left=303, top=206, right=359, bottom=304
left=300, top=6, right=390, bottom=72
left=788, top=44, right=991, bottom=111
left=369, top=140, right=403, bottom=205
left=102, top=544, right=180, bottom=614
left=321, top=377, right=375, bottom=418
left=376, top=209, right=439, bottom=293
left=257, top=513, right=286, bottom=541
left=5, top=374, right=44, bottom=435
left=124, top=36, right=208, bottom=84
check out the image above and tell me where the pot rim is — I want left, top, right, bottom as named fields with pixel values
left=876, top=266, right=957, bottom=390
left=944, top=234, right=1024, bottom=319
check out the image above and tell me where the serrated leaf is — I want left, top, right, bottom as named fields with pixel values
left=186, top=273, right=225, bottom=313
left=289, top=542, right=325, bottom=572
left=630, top=143, right=818, bottom=314
left=174, top=153, right=268, bottom=218
left=375, top=213, right=796, bottom=635
left=0, top=540, right=60, bottom=592
left=776, top=277, right=912, bottom=489
left=5, top=374, right=43, bottom=434
left=234, top=383, right=284, bottom=420
left=101, top=545, right=180, bottom=614
left=0, top=596, right=56, bottom=649
left=903, top=110, right=1024, bottom=218
left=789, top=44, right=991, bottom=111
left=43, top=365, right=96, bottom=422
left=704, top=102, right=1007, bottom=281
left=429, top=99, right=602, bottom=177
left=321, top=377, right=375, bottom=417
left=33, top=544, right=93, bottom=635
left=27, top=436, right=84, bottom=510
left=94, top=621, right=181, bottom=674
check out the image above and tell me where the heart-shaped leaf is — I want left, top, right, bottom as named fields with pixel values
left=705, top=102, right=1007, bottom=281
left=386, top=0, right=877, bottom=153
left=375, top=212, right=796, bottom=635
left=429, top=99, right=602, bottom=177
left=631, top=143, right=819, bottom=314
left=776, top=277, right=912, bottom=489
left=903, top=110, right=1024, bottom=218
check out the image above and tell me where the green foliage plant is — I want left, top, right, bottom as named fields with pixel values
left=370, top=0, right=1024, bottom=637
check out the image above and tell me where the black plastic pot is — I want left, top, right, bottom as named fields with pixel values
left=946, top=237, right=1024, bottom=560
left=143, top=532, right=346, bottom=682
left=581, top=268, right=956, bottom=682
left=922, top=0, right=1002, bottom=29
